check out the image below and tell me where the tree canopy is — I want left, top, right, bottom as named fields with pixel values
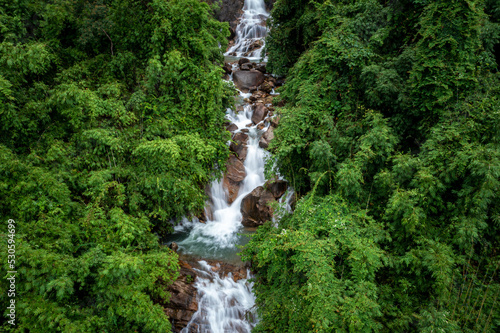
left=245, top=0, right=500, bottom=331
left=0, top=0, right=232, bottom=331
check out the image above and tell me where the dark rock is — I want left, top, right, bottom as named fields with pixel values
left=252, top=103, right=268, bottom=124
left=163, top=260, right=198, bottom=332
left=233, top=70, right=265, bottom=92
left=260, top=80, right=274, bottom=93
left=229, top=26, right=236, bottom=40
left=255, top=63, right=267, bottom=73
left=265, top=179, right=288, bottom=199
left=230, top=132, right=248, bottom=160
left=238, top=57, right=250, bottom=66
left=240, top=62, right=253, bottom=70
left=241, top=186, right=276, bottom=227
left=241, top=128, right=250, bottom=133
left=276, top=77, right=286, bottom=86
left=169, top=242, right=179, bottom=252
left=223, top=62, right=232, bottom=74
left=208, top=0, right=246, bottom=32
left=226, top=123, right=238, bottom=132
left=223, top=155, right=246, bottom=203
left=257, top=123, right=265, bottom=130
left=249, top=86, right=258, bottom=93
left=259, top=126, right=274, bottom=149
left=225, top=154, right=246, bottom=183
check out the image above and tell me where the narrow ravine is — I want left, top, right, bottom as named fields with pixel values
left=166, top=1, right=282, bottom=332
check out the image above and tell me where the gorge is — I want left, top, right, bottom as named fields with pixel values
left=165, top=1, right=289, bottom=331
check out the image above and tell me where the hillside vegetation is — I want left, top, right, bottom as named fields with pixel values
left=0, top=0, right=232, bottom=331
left=243, top=0, right=500, bottom=331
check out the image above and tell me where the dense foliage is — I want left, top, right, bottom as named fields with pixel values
left=245, top=0, right=500, bottom=331
left=0, top=0, right=232, bottom=331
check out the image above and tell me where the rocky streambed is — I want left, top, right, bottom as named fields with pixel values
left=160, top=1, right=290, bottom=331
left=161, top=58, right=291, bottom=332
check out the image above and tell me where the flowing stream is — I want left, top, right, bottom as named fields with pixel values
left=171, top=1, right=273, bottom=332
left=225, top=0, right=270, bottom=60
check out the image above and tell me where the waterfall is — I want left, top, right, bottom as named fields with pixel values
left=225, top=0, right=270, bottom=60
left=175, top=92, right=267, bottom=333
left=171, top=1, right=278, bottom=332
left=181, top=262, right=257, bottom=333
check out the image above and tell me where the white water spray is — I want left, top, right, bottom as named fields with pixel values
left=225, top=0, right=270, bottom=60
left=171, top=2, right=285, bottom=331
left=181, top=261, right=257, bottom=333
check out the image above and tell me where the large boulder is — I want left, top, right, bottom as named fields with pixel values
left=163, top=260, right=199, bottom=332
left=238, top=57, right=250, bottom=67
left=233, top=70, right=265, bottom=92
left=252, top=103, right=268, bottom=124
left=265, top=179, right=288, bottom=199
left=225, top=154, right=245, bottom=182
left=224, top=155, right=246, bottom=203
left=240, top=186, right=276, bottom=227
left=240, top=62, right=253, bottom=71
left=259, top=126, right=274, bottom=149
left=223, top=177, right=241, bottom=204
left=230, top=132, right=248, bottom=161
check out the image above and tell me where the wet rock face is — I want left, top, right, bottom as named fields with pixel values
left=259, top=125, right=274, bottom=149
left=252, top=103, right=268, bottom=124
left=205, top=0, right=245, bottom=31
left=265, top=179, right=287, bottom=199
left=224, top=155, right=246, bottom=203
left=164, top=261, right=199, bottom=333
left=240, top=186, right=276, bottom=227
left=230, top=132, right=248, bottom=161
left=226, top=154, right=246, bottom=182
left=240, top=179, right=288, bottom=227
left=232, top=70, right=265, bottom=92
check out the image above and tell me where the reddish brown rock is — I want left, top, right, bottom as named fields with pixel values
left=163, top=261, right=198, bottom=332
left=225, top=155, right=246, bottom=183
left=226, top=123, right=238, bottom=132
left=259, top=126, right=274, bottom=149
left=230, top=132, right=248, bottom=161
left=223, top=155, right=246, bottom=203
left=241, top=186, right=276, bottom=227
left=252, top=103, right=268, bottom=124
left=223, top=177, right=241, bottom=204
left=238, top=58, right=250, bottom=67
left=265, top=179, right=288, bottom=199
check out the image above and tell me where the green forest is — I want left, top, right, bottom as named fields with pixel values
left=1, top=0, right=499, bottom=332
left=0, top=0, right=232, bottom=331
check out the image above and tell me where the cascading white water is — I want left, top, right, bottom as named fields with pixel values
left=170, top=2, right=282, bottom=331
left=225, top=0, right=270, bottom=60
left=173, top=98, right=268, bottom=333
left=181, top=261, right=257, bottom=333
left=174, top=103, right=270, bottom=259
